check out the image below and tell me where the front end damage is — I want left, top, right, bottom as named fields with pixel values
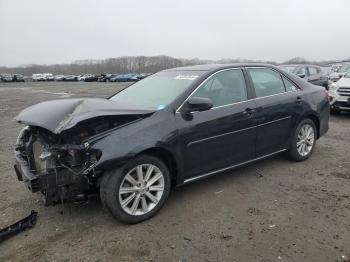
left=14, top=123, right=104, bottom=205
left=14, top=98, right=153, bottom=205
left=14, top=98, right=154, bottom=205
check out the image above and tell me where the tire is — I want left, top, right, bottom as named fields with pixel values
left=330, top=108, right=341, bottom=114
left=288, top=119, right=317, bottom=162
left=100, top=155, right=171, bottom=224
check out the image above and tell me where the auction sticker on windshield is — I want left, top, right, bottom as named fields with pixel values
left=175, top=75, right=198, bottom=80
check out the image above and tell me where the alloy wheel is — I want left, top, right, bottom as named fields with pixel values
left=118, top=164, right=165, bottom=216
left=296, top=124, right=315, bottom=157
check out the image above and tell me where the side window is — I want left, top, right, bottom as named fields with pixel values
left=295, top=67, right=307, bottom=76
left=308, top=67, right=318, bottom=75
left=191, top=69, right=247, bottom=107
left=248, top=68, right=285, bottom=98
left=282, top=76, right=298, bottom=92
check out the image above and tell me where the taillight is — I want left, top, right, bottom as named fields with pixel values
left=325, top=90, right=330, bottom=100
left=325, top=89, right=333, bottom=102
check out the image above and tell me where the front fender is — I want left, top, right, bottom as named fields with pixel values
left=91, top=110, right=178, bottom=172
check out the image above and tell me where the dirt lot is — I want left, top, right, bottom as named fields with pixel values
left=0, top=81, right=349, bottom=262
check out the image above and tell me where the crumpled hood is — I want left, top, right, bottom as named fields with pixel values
left=16, top=98, right=155, bottom=134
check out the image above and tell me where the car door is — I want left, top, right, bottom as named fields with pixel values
left=246, top=67, right=303, bottom=157
left=175, top=68, right=257, bottom=180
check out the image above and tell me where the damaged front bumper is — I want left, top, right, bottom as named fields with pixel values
left=14, top=150, right=41, bottom=192
left=14, top=132, right=101, bottom=205
left=14, top=152, right=97, bottom=205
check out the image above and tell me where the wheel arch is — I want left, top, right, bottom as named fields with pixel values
left=137, top=147, right=179, bottom=185
left=302, top=113, right=320, bottom=139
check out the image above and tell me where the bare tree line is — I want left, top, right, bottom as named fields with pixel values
left=1, top=55, right=349, bottom=76
left=0, top=56, right=206, bottom=76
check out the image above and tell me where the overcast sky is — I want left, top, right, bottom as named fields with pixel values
left=0, top=0, right=349, bottom=67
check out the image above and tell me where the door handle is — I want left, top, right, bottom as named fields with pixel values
left=242, top=107, right=255, bottom=116
left=296, top=96, right=303, bottom=104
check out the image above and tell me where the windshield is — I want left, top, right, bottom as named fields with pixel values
left=339, top=64, right=350, bottom=73
left=281, top=66, right=297, bottom=73
left=109, top=70, right=205, bottom=109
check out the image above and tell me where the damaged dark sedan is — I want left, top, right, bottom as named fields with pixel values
left=14, top=64, right=329, bottom=223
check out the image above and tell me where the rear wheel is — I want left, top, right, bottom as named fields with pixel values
left=100, top=155, right=171, bottom=224
left=288, top=119, right=316, bottom=161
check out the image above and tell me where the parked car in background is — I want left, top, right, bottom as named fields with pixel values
left=84, top=74, right=98, bottom=82
left=0, top=73, right=14, bottom=82
left=97, top=74, right=116, bottom=82
left=329, top=71, right=350, bottom=114
left=54, top=75, right=65, bottom=81
left=97, top=74, right=107, bottom=82
left=77, top=74, right=85, bottom=81
left=109, top=74, right=123, bottom=82
left=63, top=75, right=78, bottom=81
left=32, top=74, right=45, bottom=81
left=280, top=64, right=328, bottom=88
left=13, top=74, right=25, bottom=82
left=14, top=64, right=329, bottom=223
left=137, top=73, right=152, bottom=80
left=43, top=73, right=54, bottom=81
left=78, top=74, right=96, bottom=81
left=330, top=64, right=343, bottom=72
left=97, top=74, right=108, bottom=82
left=114, top=73, right=138, bottom=82
left=104, top=74, right=119, bottom=82
left=328, top=63, right=350, bottom=83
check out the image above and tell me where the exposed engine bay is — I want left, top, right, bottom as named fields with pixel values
left=14, top=115, right=141, bottom=205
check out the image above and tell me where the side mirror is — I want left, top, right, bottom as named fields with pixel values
left=181, top=97, right=213, bottom=113
left=297, top=73, right=305, bottom=78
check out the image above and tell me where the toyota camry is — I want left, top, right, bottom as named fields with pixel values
left=14, top=64, right=329, bottom=223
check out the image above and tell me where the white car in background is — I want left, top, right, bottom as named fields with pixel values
left=78, top=74, right=90, bottom=81
left=32, top=74, right=45, bottom=81
left=43, top=73, right=54, bottom=81
left=329, top=72, right=350, bottom=114
left=54, top=75, right=65, bottom=81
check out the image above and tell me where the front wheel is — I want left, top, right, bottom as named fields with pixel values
left=100, top=155, right=171, bottom=224
left=288, top=119, right=316, bottom=161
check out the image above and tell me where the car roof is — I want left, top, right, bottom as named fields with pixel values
left=281, top=64, right=321, bottom=67
left=164, top=63, right=281, bottom=72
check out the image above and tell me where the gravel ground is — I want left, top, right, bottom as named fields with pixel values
left=0, top=82, right=349, bottom=262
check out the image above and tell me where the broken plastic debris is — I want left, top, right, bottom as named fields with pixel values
left=0, top=210, right=38, bottom=242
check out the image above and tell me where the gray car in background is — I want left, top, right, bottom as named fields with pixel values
left=280, top=64, right=328, bottom=88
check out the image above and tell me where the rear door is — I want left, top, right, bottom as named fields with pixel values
left=175, top=68, right=257, bottom=180
left=246, top=67, right=303, bottom=157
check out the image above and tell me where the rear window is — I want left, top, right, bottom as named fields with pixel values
left=248, top=68, right=285, bottom=98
